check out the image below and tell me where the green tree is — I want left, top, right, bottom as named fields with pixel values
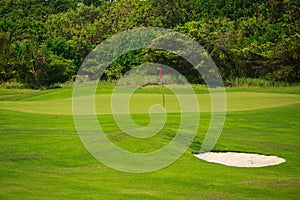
left=0, top=30, right=16, bottom=82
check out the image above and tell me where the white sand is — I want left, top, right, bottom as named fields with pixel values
left=194, top=152, right=285, bottom=167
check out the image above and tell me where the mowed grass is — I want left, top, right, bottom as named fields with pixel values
left=0, top=86, right=299, bottom=199
left=0, top=86, right=299, bottom=114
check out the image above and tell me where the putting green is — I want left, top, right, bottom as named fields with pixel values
left=0, top=92, right=299, bottom=115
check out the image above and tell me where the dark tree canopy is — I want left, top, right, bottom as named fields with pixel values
left=0, top=0, right=299, bottom=87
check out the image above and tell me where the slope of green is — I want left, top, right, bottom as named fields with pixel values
left=0, top=91, right=299, bottom=115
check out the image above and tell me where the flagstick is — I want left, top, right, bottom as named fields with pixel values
left=159, top=68, right=165, bottom=108
left=162, top=80, right=165, bottom=108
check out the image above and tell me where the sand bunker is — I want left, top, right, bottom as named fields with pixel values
left=194, top=152, right=285, bottom=167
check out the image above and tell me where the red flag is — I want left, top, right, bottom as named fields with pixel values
left=159, top=68, right=163, bottom=79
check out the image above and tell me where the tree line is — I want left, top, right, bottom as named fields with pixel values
left=0, top=0, right=299, bottom=88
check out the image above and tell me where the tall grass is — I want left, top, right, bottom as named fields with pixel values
left=116, top=74, right=187, bottom=86
left=48, top=80, right=117, bottom=89
left=225, top=77, right=295, bottom=88
left=0, top=81, right=27, bottom=89
left=1, top=77, right=297, bottom=90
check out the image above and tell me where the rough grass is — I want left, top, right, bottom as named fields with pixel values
left=225, top=77, right=297, bottom=88
left=0, top=86, right=299, bottom=199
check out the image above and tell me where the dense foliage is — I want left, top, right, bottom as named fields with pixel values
left=0, top=0, right=299, bottom=87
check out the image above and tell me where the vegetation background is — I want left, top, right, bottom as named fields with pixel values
left=0, top=0, right=299, bottom=88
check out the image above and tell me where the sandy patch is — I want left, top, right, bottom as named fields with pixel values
left=194, top=152, right=285, bottom=167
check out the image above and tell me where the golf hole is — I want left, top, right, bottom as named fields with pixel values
left=194, top=152, right=286, bottom=168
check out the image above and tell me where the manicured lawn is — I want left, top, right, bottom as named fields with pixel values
left=0, top=86, right=299, bottom=199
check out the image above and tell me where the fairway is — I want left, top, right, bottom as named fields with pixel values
left=0, top=86, right=300, bottom=199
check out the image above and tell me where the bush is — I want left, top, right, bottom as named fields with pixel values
left=225, top=77, right=292, bottom=88
left=0, top=81, right=26, bottom=89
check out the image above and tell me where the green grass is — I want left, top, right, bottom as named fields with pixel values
left=0, top=86, right=299, bottom=199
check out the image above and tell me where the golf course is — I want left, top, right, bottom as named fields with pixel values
left=1, top=0, right=299, bottom=198
left=0, top=85, right=299, bottom=199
